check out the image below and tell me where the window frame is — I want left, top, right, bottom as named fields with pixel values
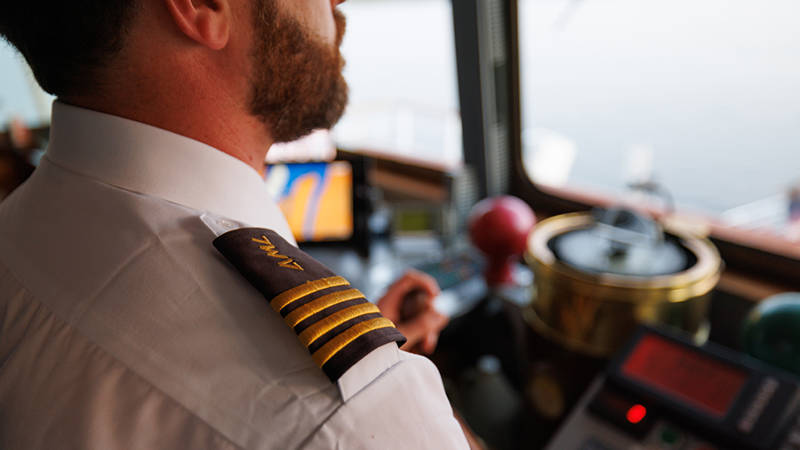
left=500, top=0, right=800, bottom=288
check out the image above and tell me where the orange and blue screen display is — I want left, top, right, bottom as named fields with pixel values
left=265, top=161, right=353, bottom=242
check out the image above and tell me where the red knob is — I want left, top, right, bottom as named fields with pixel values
left=468, top=196, right=536, bottom=286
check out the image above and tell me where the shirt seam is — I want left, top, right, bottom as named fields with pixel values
left=0, top=260, right=245, bottom=449
left=296, top=356, right=407, bottom=449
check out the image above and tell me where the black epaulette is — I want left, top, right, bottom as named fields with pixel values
left=213, top=228, right=406, bottom=381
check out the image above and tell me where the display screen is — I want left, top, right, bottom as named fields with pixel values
left=621, top=334, right=749, bottom=418
left=265, top=161, right=353, bottom=242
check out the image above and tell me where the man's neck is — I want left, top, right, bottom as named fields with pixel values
left=62, top=88, right=272, bottom=174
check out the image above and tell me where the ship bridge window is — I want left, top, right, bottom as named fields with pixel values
left=0, top=1, right=462, bottom=169
left=0, top=41, right=52, bottom=128
left=332, top=0, right=462, bottom=169
left=518, top=0, right=800, bottom=257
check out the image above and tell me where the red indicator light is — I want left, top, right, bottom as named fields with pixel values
left=626, top=404, right=647, bottom=424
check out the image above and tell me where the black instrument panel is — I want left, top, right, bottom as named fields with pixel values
left=548, top=326, right=800, bottom=450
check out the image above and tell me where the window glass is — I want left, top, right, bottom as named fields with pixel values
left=0, top=40, right=53, bottom=128
left=334, top=0, right=462, bottom=168
left=519, top=0, right=800, bottom=240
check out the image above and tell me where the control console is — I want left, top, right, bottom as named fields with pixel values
left=547, top=327, right=800, bottom=449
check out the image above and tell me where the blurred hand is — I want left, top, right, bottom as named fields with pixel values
left=377, top=270, right=449, bottom=354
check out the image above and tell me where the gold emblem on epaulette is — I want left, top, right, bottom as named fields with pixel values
left=214, top=228, right=406, bottom=381
left=267, top=276, right=390, bottom=367
left=252, top=235, right=304, bottom=271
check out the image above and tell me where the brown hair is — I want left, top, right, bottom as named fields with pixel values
left=0, top=2, right=138, bottom=97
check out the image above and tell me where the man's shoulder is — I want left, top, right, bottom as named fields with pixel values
left=0, top=163, right=346, bottom=448
left=303, top=347, right=469, bottom=449
left=0, top=160, right=464, bottom=448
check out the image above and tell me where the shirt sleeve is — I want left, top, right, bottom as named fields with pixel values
left=299, top=349, right=469, bottom=449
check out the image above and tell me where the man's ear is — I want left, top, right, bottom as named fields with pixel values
left=163, top=0, right=231, bottom=50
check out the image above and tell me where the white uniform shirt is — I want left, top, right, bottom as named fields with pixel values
left=0, top=102, right=468, bottom=449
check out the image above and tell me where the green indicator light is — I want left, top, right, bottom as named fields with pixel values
left=660, top=427, right=680, bottom=445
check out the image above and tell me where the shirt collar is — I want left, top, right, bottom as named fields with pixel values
left=44, top=101, right=295, bottom=244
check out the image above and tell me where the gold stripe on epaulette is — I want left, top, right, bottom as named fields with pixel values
left=270, top=276, right=350, bottom=312
left=298, top=302, right=381, bottom=347
left=312, top=317, right=396, bottom=366
left=284, top=288, right=364, bottom=328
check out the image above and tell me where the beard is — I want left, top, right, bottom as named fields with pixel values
left=249, top=0, right=349, bottom=143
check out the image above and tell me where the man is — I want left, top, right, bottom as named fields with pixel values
left=0, top=0, right=468, bottom=448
